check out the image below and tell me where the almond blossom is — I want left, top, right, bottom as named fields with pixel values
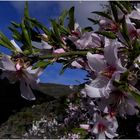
left=84, top=39, right=126, bottom=98
left=71, top=31, right=102, bottom=50
left=68, top=23, right=101, bottom=50
left=0, top=54, right=42, bottom=100
left=97, top=89, right=139, bottom=118
left=80, top=114, right=118, bottom=139
left=99, top=17, right=119, bottom=32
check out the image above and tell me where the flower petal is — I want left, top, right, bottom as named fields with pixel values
left=71, top=61, right=83, bottom=69
left=20, top=78, right=36, bottom=100
left=41, top=40, right=52, bottom=49
left=10, top=40, right=22, bottom=52
left=85, top=84, right=103, bottom=98
left=104, top=39, right=121, bottom=66
left=90, top=76, right=109, bottom=88
left=75, top=32, right=101, bottom=49
left=92, top=124, right=99, bottom=134
left=105, top=130, right=117, bottom=139
left=115, top=59, right=126, bottom=72
left=53, top=48, right=65, bottom=54
left=32, top=40, right=52, bottom=49
left=98, top=132, right=106, bottom=139
left=129, top=10, right=140, bottom=20
left=0, top=71, right=17, bottom=83
left=87, top=52, right=106, bottom=73
left=0, top=55, right=16, bottom=71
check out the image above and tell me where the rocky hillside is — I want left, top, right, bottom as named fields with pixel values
left=0, top=78, right=80, bottom=138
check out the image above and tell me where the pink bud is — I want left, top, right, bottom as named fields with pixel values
left=53, top=48, right=65, bottom=54
left=16, top=63, right=22, bottom=70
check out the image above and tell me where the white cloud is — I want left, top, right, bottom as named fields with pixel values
left=58, top=1, right=108, bottom=28
left=10, top=1, right=108, bottom=28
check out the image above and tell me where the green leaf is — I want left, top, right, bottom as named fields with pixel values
left=110, top=2, right=119, bottom=22
left=58, top=9, right=68, bottom=26
left=32, top=60, right=53, bottom=69
left=0, top=32, right=16, bottom=52
left=27, top=18, right=50, bottom=36
left=21, top=20, right=32, bottom=51
left=24, top=1, right=29, bottom=18
left=120, top=1, right=132, bottom=13
left=114, top=1, right=128, bottom=14
left=59, top=25, right=70, bottom=36
left=51, top=19, right=60, bottom=39
left=129, top=39, right=140, bottom=61
left=83, top=27, right=93, bottom=32
left=120, top=16, right=130, bottom=45
left=88, top=18, right=99, bottom=25
left=59, top=60, right=72, bottom=75
left=92, top=11, right=112, bottom=20
left=9, top=26, right=22, bottom=41
left=11, top=21, right=20, bottom=28
left=68, top=6, right=75, bottom=30
left=95, top=31, right=116, bottom=39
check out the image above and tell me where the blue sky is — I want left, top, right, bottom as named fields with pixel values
left=0, top=1, right=107, bottom=85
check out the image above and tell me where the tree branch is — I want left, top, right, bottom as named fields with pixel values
left=39, top=48, right=103, bottom=60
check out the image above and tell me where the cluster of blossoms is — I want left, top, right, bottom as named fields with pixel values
left=62, top=4, right=140, bottom=139
left=1, top=1, right=140, bottom=139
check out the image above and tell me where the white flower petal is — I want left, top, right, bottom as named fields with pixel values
left=20, top=78, right=36, bottom=100
left=115, top=59, right=127, bottom=72
left=71, top=61, right=83, bottom=69
left=92, top=124, right=99, bottom=134
left=129, top=10, right=140, bottom=20
left=0, top=71, right=17, bottom=83
left=0, top=55, right=16, bottom=71
left=41, top=40, right=52, bottom=49
left=85, top=84, right=103, bottom=98
left=87, top=52, right=106, bottom=73
left=105, top=130, right=117, bottom=139
left=26, top=66, right=42, bottom=76
left=75, top=31, right=101, bottom=49
left=10, top=40, right=22, bottom=52
left=98, top=132, right=106, bottom=139
left=32, top=41, right=42, bottom=49
left=104, top=39, right=119, bottom=66
left=90, top=76, right=109, bottom=88
left=32, top=40, right=52, bottom=49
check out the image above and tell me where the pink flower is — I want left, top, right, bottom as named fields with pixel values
left=68, top=23, right=101, bottom=50
left=53, top=48, right=65, bottom=54
left=74, top=31, right=101, bottom=49
left=84, top=39, right=126, bottom=98
left=99, top=17, right=119, bottom=32
left=81, top=114, right=118, bottom=139
left=92, top=115, right=118, bottom=139
left=0, top=55, right=42, bottom=100
left=97, top=89, right=139, bottom=117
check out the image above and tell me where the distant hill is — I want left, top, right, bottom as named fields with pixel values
left=36, top=82, right=79, bottom=98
